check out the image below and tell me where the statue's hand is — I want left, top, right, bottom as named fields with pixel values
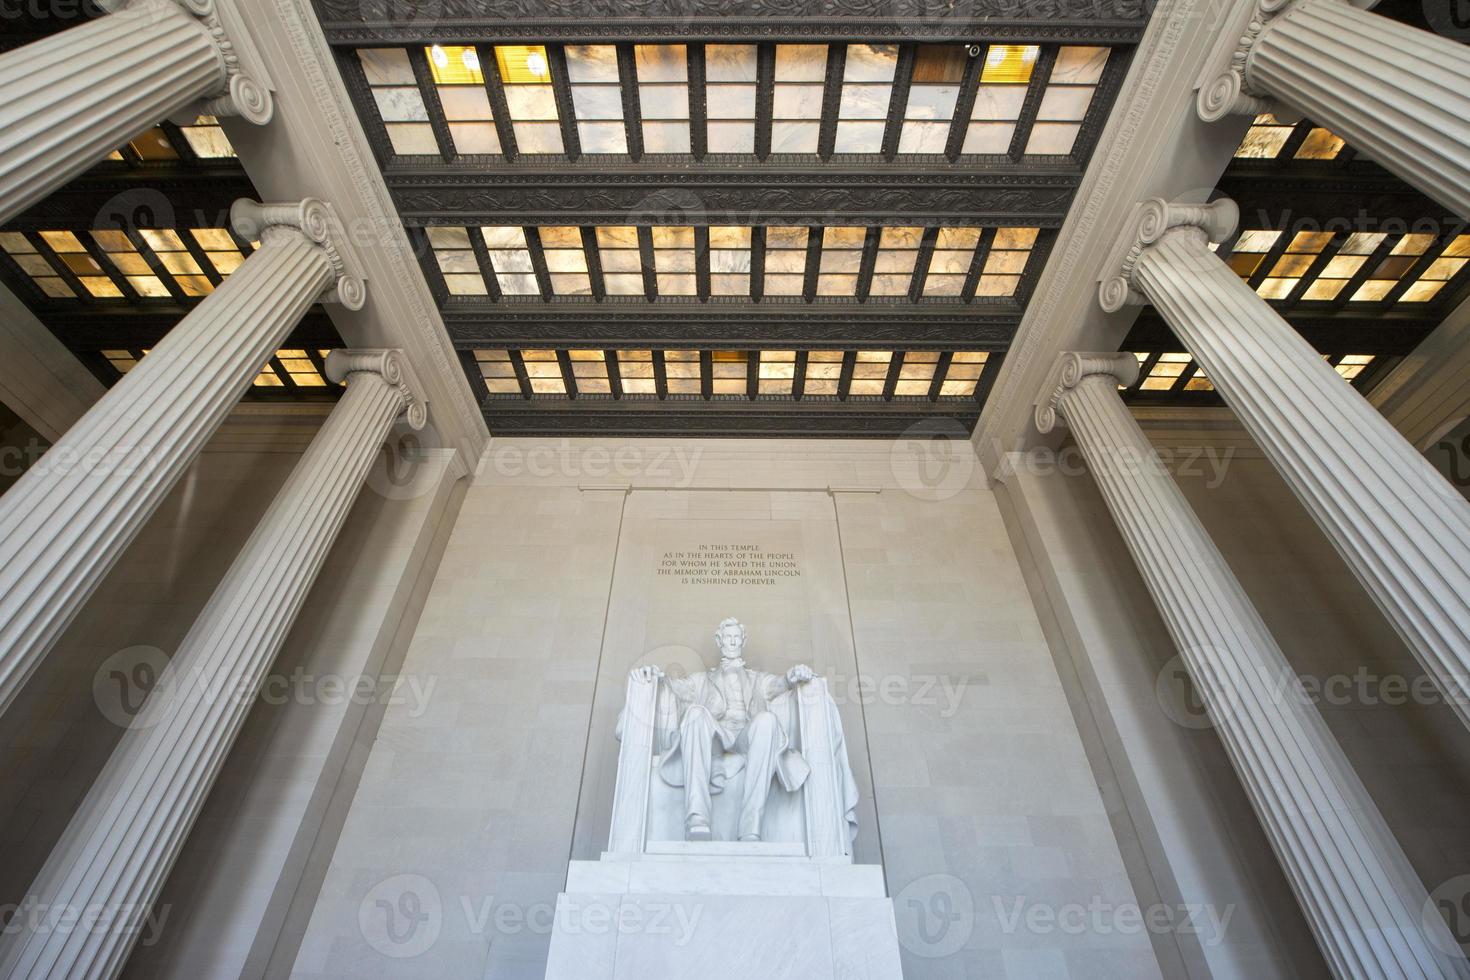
left=787, top=664, right=815, bottom=685
left=630, top=664, right=664, bottom=684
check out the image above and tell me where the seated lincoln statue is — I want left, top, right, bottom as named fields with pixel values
left=620, top=617, right=858, bottom=845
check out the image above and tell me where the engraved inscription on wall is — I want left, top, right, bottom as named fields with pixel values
left=657, top=543, right=802, bottom=586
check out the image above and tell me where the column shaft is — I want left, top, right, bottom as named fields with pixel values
left=1200, top=0, right=1470, bottom=218
left=0, top=366, right=410, bottom=980
left=0, top=0, right=235, bottom=224
left=1131, top=226, right=1470, bottom=730
left=0, top=227, right=334, bottom=715
left=1045, top=358, right=1466, bottom=979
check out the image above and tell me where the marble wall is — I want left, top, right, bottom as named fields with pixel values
left=289, top=437, right=1158, bottom=980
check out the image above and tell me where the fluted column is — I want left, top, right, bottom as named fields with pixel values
left=1036, top=352, right=1467, bottom=979
left=0, top=0, right=273, bottom=224
left=0, top=351, right=424, bottom=980
left=0, top=198, right=366, bottom=717
left=1101, top=197, right=1470, bottom=733
left=1197, top=0, right=1470, bottom=218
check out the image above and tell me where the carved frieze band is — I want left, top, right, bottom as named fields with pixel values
left=390, top=181, right=1077, bottom=226
left=312, top=0, right=1148, bottom=43
left=440, top=307, right=1019, bottom=346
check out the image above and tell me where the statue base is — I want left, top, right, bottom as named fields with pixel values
left=544, top=847, right=903, bottom=979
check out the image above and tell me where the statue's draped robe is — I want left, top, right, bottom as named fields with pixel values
left=620, top=663, right=860, bottom=843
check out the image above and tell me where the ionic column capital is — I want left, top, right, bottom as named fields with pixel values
left=326, top=349, right=428, bottom=430
left=231, top=198, right=367, bottom=310
left=1098, top=197, right=1239, bottom=312
left=1035, top=352, right=1140, bottom=434
left=1195, top=0, right=1307, bottom=122
left=100, top=0, right=274, bottom=124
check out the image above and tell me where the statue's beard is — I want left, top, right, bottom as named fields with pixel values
left=719, top=654, right=746, bottom=671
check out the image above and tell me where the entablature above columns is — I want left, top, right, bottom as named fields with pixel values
left=311, top=0, right=1150, bottom=45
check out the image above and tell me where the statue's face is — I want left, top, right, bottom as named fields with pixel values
left=717, top=624, right=745, bottom=660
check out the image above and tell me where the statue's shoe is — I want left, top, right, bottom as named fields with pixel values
left=738, top=834, right=761, bottom=842
left=686, top=819, right=712, bottom=841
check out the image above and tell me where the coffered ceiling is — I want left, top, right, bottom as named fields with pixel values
left=0, top=0, right=1464, bottom=436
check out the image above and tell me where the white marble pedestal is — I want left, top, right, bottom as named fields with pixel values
left=544, top=845, right=903, bottom=979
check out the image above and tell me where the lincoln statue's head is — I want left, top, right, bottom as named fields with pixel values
left=714, top=617, right=747, bottom=663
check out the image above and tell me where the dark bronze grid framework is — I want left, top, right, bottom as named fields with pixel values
left=82, top=345, right=342, bottom=401
left=461, top=346, right=1002, bottom=435
left=1120, top=2, right=1470, bottom=408
left=313, top=0, right=1144, bottom=435
left=4, top=1, right=1461, bottom=432
left=0, top=170, right=344, bottom=400
left=1120, top=119, right=1470, bottom=408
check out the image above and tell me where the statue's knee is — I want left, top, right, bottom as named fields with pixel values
left=682, top=706, right=715, bottom=731
left=748, top=711, right=778, bottom=735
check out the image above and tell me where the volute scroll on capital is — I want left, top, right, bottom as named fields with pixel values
left=325, top=349, right=430, bottom=431
left=1034, top=352, right=1140, bottom=434
left=1097, top=197, right=1239, bottom=312
left=1194, top=0, right=1376, bottom=123
left=100, top=0, right=276, bottom=125
left=229, top=198, right=368, bottom=310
